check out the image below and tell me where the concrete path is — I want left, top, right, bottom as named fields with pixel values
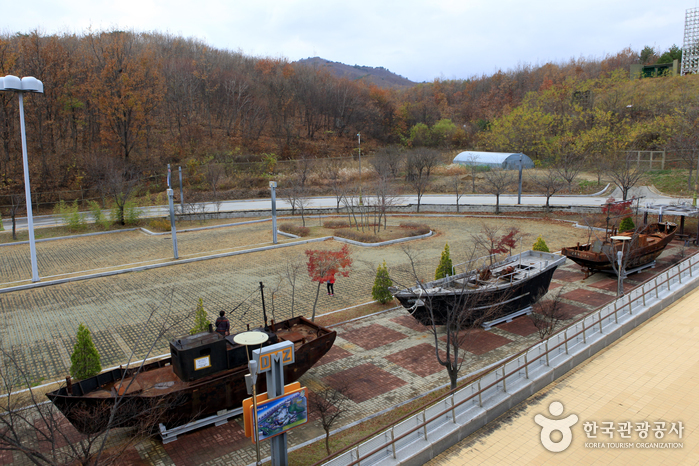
left=6, top=184, right=680, bottom=231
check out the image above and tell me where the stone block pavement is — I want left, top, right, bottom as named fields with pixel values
left=0, top=215, right=695, bottom=465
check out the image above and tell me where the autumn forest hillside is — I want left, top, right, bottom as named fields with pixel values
left=0, top=30, right=696, bottom=208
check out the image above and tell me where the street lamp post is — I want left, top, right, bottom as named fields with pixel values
left=611, top=236, right=631, bottom=297
left=517, top=154, right=523, bottom=205
left=0, top=75, right=44, bottom=283
left=270, top=181, right=278, bottom=244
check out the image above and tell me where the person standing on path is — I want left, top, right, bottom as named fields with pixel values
left=215, top=311, right=230, bottom=336
left=327, top=275, right=335, bottom=296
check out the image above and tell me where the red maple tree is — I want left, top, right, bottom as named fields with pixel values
left=602, top=197, right=633, bottom=217
left=305, top=245, right=352, bottom=321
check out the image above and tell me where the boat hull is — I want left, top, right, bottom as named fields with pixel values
left=46, top=316, right=335, bottom=433
left=393, top=251, right=566, bottom=326
left=561, top=223, right=676, bottom=273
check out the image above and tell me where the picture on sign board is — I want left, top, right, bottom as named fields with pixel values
left=194, top=355, right=211, bottom=370
left=250, top=387, right=308, bottom=442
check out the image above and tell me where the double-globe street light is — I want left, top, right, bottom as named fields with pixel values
left=0, top=75, right=44, bottom=282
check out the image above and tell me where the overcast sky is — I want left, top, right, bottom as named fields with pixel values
left=2, top=1, right=692, bottom=82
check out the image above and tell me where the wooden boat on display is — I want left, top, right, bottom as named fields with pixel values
left=46, top=316, right=335, bottom=433
left=390, top=250, right=566, bottom=326
left=561, top=222, right=677, bottom=274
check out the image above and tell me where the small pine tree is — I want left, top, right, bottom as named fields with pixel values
left=435, top=243, right=453, bottom=279
left=372, top=260, right=393, bottom=304
left=532, top=235, right=550, bottom=252
left=619, top=217, right=635, bottom=233
left=190, top=298, right=211, bottom=335
left=70, top=323, right=102, bottom=380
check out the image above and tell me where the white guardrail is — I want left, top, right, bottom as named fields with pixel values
left=320, top=253, right=699, bottom=466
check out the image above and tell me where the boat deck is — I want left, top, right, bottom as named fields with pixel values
left=416, top=252, right=562, bottom=294
left=83, top=320, right=326, bottom=400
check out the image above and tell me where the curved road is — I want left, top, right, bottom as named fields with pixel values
left=5, top=186, right=680, bottom=230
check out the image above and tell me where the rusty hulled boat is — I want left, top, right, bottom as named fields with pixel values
left=46, top=316, right=335, bottom=433
left=391, top=250, right=566, bottom=326
left=561, top=222, right=677, bottom=274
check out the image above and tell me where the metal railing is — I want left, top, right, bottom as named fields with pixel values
left=317, top=252, right=699, bottom=466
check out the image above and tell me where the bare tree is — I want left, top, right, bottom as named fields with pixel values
left=451, top=175, right=465, bottom=213
left=482, top=168, right=515, bottom=215
left=405, top=148, right=440, bottom=212
left=295, top=155, right=315, bottom=189
left=9, top=193, right=22, bottom=240
left=309, top=382, right=350, bottom=456
left=283, top=256, right=304, bottom=317
left=605, top=154, right=646, bottom=201
left=370, top=151, right=392, bottom=181
left=586, top=155, right=607, bottom=186
left=460, top=153, right=483, bottom=193
left=341, top=187, right=361, bottom=230
left=283, top=187, right=297, bottom=216
left=266, top=276, right=285, bottom=322
left=528, top=286, right=567, bottom=339
left=98, top=160, right=141, bottom=226
left=395, top=245, right=509, bottom=390
left=554, top=152, right=585, bottom=192
left=205, top=162, right=223, bottom=207
left=296, top=191, right=311, bottom=227
left=283, top=181, right=306, bottom=217
left=324, top=159, right=347, bottom=213
left=372, top=176, right=396, bottom=231
left=372, top=145, right=403, bottom=179
left=532, top=168, right=566, bottom=210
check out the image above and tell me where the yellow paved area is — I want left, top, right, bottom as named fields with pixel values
left=427, top=285, right=699, bottom=465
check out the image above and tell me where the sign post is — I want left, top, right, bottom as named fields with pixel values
left=252, top=340, right=295, bottom=466
left=234, top=331, right=270, bottom=466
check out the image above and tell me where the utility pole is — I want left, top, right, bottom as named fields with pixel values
left=167, top=165, right=178, bottom=259
left=517, top=154, right=523, bottom=205
left=357, top=133, right=363, bottom=205
left=179, top=166, right=184, bottom=208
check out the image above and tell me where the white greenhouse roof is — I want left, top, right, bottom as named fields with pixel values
left=453, top=151, right=526, bottom=165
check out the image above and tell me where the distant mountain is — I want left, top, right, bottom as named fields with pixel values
left=295, top=57, right=417, bottom=89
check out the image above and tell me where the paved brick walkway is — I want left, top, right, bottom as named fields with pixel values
left=0, top=215, right=695, bottom=465
left=0, top=216, right=591, bottom=383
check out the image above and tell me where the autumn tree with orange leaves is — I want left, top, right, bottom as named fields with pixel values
left=305, top=245, right=352, bottom=321
left=88, top=30, right=165, bottom=162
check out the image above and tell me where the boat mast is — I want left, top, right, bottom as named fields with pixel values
left=259, top=282, right=268, bottom=328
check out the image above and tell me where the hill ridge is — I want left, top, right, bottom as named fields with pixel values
left=295, top=56, right=417, bottom=89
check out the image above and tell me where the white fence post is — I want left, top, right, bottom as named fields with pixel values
left=524, top=353, right=529, bottom=379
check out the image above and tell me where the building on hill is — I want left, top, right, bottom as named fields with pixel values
left=630, top=60, right=680, bottom=79
left=453, top=151, right=534, bottom=170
